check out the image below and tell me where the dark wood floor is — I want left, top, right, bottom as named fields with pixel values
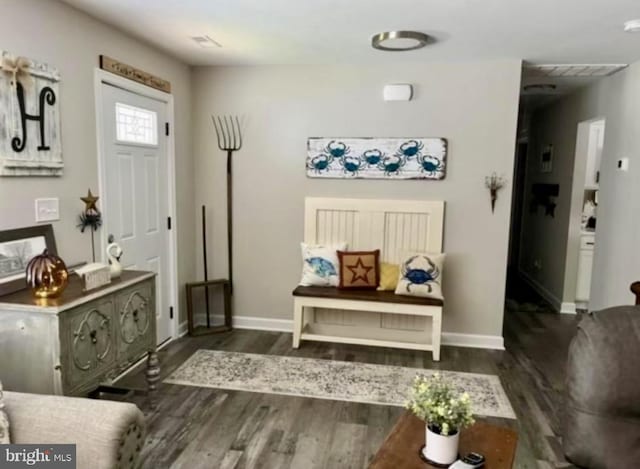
left=116, top=305, right=580, bottom=468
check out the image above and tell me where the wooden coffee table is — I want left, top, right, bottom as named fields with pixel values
left=369, top=411, right=517, bottom=469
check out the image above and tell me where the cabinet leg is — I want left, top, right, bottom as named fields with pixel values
left=293, top=301, right=303, bottom=348
left=146, top=351, right=160, bottom=409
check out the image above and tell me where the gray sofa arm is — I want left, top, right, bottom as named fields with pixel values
left=3, top=391, right=145, bottom=469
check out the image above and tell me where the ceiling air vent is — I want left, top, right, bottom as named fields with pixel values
left=191, top=35, right=222, bottom=48
left=524, top=64, right=627, bottom=78
left=523, top=84, right=557, bottom=92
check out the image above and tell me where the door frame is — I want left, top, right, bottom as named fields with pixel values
left=93, top=68, right=179, bottom=341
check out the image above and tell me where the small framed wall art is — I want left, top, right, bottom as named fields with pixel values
left=540, top=144, right=553, bottom=173
left=306, top=137, right=447, bottom=180
left=0, top=224, right=57, bottom=296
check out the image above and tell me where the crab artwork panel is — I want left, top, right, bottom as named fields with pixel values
left=306, top=137, right=447, bottom=180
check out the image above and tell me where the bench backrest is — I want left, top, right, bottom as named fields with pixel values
left=304, top=197, right=444, bottom=263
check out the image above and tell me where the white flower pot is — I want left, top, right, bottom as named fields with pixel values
left=422, top=424, right=460, bottom=466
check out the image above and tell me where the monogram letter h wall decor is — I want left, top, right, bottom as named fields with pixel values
left=0, top=51, right=63, bottom=176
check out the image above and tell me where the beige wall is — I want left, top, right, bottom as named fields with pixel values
left=521, top=82, right=607, bottom=306
left=0, top=0, right=195, bottom=322
left=522, top=62, right=640, bottom=311
left=192, top=61, right=522, bottom=337
left=590, top=62, right=640, bottom=310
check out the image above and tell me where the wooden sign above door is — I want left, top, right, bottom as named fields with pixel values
left=99, top=55, right=171, bottom=93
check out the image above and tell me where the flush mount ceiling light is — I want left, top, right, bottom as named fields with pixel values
left=191, top=35, right=222, bottom=48
left=624, top=19, right=640, bottom=32
left=371, top=31, right=432, bottom=51
left=523, top=83, right=557, bottom=92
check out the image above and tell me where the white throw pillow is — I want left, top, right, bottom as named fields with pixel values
left=395, top=253, right=445, bottom=300
left=0, top=380, right=10, bottom=444
left=300, top=242, right=347, bottom=287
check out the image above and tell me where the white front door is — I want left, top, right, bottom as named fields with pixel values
left=101, top=83, right=172, bottom=344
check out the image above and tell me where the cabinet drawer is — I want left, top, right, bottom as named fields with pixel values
left=115, top=279, right=156, bottom=360
left=61, top=299, right=117, bottom=391
left=580, top=235, right=595, bottom=250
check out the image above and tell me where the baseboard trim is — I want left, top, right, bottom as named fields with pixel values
left=178, top=321, right=189, bottom=338
left=233, top=316, right=294, bottom=332
left=518, top=268, right=562, bottom=311
left=441, top=332, right=505, bottom=350
left=560, top=302, right=577, bottom=315
left=197, top=314, right=504, bottom=351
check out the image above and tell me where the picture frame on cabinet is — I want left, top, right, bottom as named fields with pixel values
left=0, top=224, right=57, bottom=296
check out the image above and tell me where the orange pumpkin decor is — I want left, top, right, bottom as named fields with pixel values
left=25, top=249, right=69, bottom=299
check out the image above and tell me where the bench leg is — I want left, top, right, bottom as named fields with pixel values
left=431, top=310, right=442, bottom=361
left=293, top=300, right=303, bottom=348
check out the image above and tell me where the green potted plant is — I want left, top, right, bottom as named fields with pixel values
left=405, top=373, right=475, bottom=465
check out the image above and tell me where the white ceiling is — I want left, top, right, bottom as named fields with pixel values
left=61, top=0, right=640, bottom=66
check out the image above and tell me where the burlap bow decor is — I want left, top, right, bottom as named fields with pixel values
left=1, top=55, right=33, bottom=89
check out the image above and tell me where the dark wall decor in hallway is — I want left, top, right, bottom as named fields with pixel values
left=530, top=183, right=559, bottom=217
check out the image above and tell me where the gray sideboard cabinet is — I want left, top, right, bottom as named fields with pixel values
left=0, top=270, right=160, bottom=406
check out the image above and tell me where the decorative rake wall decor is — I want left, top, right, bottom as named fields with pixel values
left=186, top=116, right=242, bottom=336
left=212, top=115, right=243, bottom=293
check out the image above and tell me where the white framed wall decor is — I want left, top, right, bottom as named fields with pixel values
left=0, top=51, right=63, bottom=176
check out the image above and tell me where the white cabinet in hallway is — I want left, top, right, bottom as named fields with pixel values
left=576, top=233, right=595, bottom=303
left=584, top=120, right=605, bottom=190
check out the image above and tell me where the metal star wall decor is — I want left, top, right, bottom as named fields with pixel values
left=81, top=189, right=99, bottom=213
left=77, top=188, right=102, bottom=262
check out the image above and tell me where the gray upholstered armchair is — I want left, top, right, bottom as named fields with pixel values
left=563, top=305, right=640, bottom=468
left=4, top=391, right=145, bottom=469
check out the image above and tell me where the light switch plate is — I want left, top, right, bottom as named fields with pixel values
left=35, top=198, right=60, bottom=222
left=617, top=158, right=629, bottom=171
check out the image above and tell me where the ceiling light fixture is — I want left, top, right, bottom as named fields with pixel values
left=371, top=31, right=432, bottom=51
left=191, top=35, right=222, bottom=48
left=523, top=83, right=557, bottom=92
left=624, top=19, right=640, bottom=32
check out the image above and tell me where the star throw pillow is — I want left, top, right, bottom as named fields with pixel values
left=395, top=253, right=445, bottom=300
left=337, top=250, right=380, bottom=289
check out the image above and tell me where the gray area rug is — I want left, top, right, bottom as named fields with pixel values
left=165, top=350, right=516, bottom=419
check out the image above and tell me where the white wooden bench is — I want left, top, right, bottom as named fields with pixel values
left=292, top=197, right=445, bottom=361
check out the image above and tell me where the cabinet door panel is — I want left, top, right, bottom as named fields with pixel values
left=61, top=299, right=117, bottom=392
left=115, top=279, right=156, bottom=361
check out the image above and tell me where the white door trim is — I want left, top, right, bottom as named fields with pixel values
left=94, top=68, right=179, bottom=341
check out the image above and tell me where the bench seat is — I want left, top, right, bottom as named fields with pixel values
left=292, top=285, right=443, bottom=361
left=293, top=286, right=443, bottom=307
left=294, top=196, right=445, bottom=361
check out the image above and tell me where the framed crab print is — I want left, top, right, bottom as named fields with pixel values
left=306, top=137, right=447, bottom=180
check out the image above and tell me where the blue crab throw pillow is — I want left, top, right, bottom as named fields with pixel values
left=300, top=242, right=347, bottom=287
left=395, top=253, right=445, bottom=300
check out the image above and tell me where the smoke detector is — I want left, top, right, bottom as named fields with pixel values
left=191, top=35, right=222, bottom=48
left=624, top=19, right=640, bottom=32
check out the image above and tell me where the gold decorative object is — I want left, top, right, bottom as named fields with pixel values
left=25, top=249, right=69, bottom=299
